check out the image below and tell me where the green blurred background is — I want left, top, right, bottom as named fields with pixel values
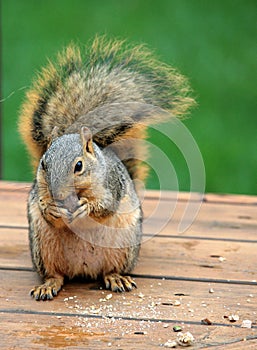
left=1, top=0, right=256, bottom=194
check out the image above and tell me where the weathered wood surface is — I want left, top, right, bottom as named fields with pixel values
left=0, top=181, right=256, bottom=349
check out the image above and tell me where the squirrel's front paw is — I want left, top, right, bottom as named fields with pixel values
left=104, top=273, right=137, bottom=292
left=30, top=277, right=63, bottom=301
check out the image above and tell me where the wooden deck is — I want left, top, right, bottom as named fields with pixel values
left=0, top=181, right=256, bottom=349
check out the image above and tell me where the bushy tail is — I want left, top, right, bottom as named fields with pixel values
left=19, top=36, right=195, bottom=181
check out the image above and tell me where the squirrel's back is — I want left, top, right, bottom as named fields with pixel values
left=19, top=36, right=194, bottom=181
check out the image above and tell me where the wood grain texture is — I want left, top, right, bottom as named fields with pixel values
left=0, top=181, right=256, bottom=349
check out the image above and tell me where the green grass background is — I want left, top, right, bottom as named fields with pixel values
left=2, top=0, right=256, bottom=194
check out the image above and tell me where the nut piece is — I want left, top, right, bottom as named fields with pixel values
left=105, top=293, right=113, bottom=300
left=218, top=256, right=226, bottom=262
left=201, top=318, right=212, bottom=325
left=177, top=331, right=194, bottom=347
left=241, top=319, right=252, bottom=328
left=138, top=292, right=145, bottom=298
left=164, top=340, right=177, bottom=348
left=228, top=314, right=239, bottom=322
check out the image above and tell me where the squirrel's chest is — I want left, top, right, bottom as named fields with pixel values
left=40, top=209, right=139, bottom=279
left=62, top=236, right=102, bottom=278
left=53, top=227, right=127, bottom=279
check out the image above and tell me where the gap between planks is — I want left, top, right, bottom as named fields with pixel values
left=1, top=308, right=256, bottom=330
left=1, top=226, right=257, bottom=244
left=0, top=265, right=257, bottom=286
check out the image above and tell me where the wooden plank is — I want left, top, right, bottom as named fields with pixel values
left=1, top=312, right=256, bottom=350
left=1, top=192, right=257, bottom=241
left=1, top=182, right=257, bottom=349
left=0, top=181, right=31, bottom=192
left=143, top=199, right=257, bottom=239
left=1, top=181, right=257, bottom=205
left=0, top=228, right=31, bottom=269
left=1, top=270, right=257, bottom=327
left=204, top=193, right=257, bottom=206
left=0, top=270, right=256, bottom=349
left=0, top=189, right=28, bottom=227
left=0, top=228, right=256, bottom=282
left=145, top=189, right=257, bottom=205
left=135, top=237, right=257, bottom=282
left=1, top=181, right=257, bottom=208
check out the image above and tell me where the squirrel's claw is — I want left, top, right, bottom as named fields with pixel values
left=30, top=277, right=63, bottom=301
left=70, top=204, right=88, bottom=221
left=104, top=273, right=137, bottom=293
left=30, top=286, right=54, bottom=301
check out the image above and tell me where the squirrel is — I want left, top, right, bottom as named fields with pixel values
left=19, top=36, right=194, bottom=300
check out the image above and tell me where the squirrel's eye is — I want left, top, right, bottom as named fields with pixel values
left=74, top=160, right=83, bottom=173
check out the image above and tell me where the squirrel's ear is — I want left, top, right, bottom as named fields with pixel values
left=81, top=126, right=95, bottom=156
left=47, top=126, right=59, bottom=148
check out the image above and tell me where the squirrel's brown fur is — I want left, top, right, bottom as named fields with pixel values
left=19, top=37, right=194, bottom=300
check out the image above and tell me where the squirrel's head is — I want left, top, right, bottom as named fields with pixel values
left=37, top=127, right=106, bottom=217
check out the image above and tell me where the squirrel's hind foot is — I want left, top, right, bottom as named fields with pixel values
left=104, top=273, right=137, bottom=292
left=30, top=276, right=64, bottom=301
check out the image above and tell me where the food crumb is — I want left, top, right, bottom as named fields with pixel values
left=201, top=318, right=212, bottom=325
left=218, top=256, right=226, bottom=262
left=173, top=325, right=182, bottom=332
left=228, top=314, right=239, bottom=322
left=241, top=319, right=252, bottom=328
left=177, top=331, right=194, bottom=347
left=163, top=340, right=177, bottom=348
